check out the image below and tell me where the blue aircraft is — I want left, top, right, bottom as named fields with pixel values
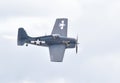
left=17, top=18, right=79, bottom=62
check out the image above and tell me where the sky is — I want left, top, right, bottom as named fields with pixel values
left=0, top=0, right=120, bottom=83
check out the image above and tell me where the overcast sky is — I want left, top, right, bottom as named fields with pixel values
left=0, top=0, right=120, bottom=83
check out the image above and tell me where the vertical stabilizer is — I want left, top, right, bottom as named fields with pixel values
left=17, top=28, right=28, bottom=45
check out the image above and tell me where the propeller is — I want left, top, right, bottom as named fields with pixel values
left=76, top=35, right=79, bottom=54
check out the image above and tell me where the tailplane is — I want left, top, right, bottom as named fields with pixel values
left=17, top=28, right=29, bottom=46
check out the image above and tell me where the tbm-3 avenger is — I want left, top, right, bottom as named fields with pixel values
left=17, top=18, right=79, bottom=62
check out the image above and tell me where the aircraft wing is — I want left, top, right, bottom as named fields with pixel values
left=49, top=44, right=66, bottom=62
left=51, top=18, right=68, bottom=37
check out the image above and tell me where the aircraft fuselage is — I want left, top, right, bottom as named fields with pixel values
left=26, top=34, right=76, bottom=48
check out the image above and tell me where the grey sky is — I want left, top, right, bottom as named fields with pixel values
left=0, top=0, right=120, bottom=83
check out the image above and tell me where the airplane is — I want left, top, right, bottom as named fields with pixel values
left=17, top=18, right=79, bottom=62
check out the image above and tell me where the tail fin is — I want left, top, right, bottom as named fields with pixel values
left=17, top=28, right=28, bottom=46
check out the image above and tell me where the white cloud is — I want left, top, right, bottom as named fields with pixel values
left=45, top=78, right=66, bottom=83
left=107, top=1, right=120, bottom=19
left=21, top=80, right=36, bottom=83
left=0, top=0, right=81, bottom=20
left=1, top=35, right=16, bottom=41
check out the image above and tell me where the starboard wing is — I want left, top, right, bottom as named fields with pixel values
left=51, top=18, right=68, bottom=37
left=49, top=44, right=66, bottom=62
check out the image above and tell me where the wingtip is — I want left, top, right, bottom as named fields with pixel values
left=50, top=59, right=63, bottom=62
left=56, top=18, right=68, bottom=20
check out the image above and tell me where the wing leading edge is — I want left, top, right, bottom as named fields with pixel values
left=49, top=45, right=66, bottom=62
left=51, top=18, right=68, bottom=37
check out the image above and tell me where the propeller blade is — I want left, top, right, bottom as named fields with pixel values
left=76, top=35, right=79, bottom=54
left=76, top=44, right=78, bottom=53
